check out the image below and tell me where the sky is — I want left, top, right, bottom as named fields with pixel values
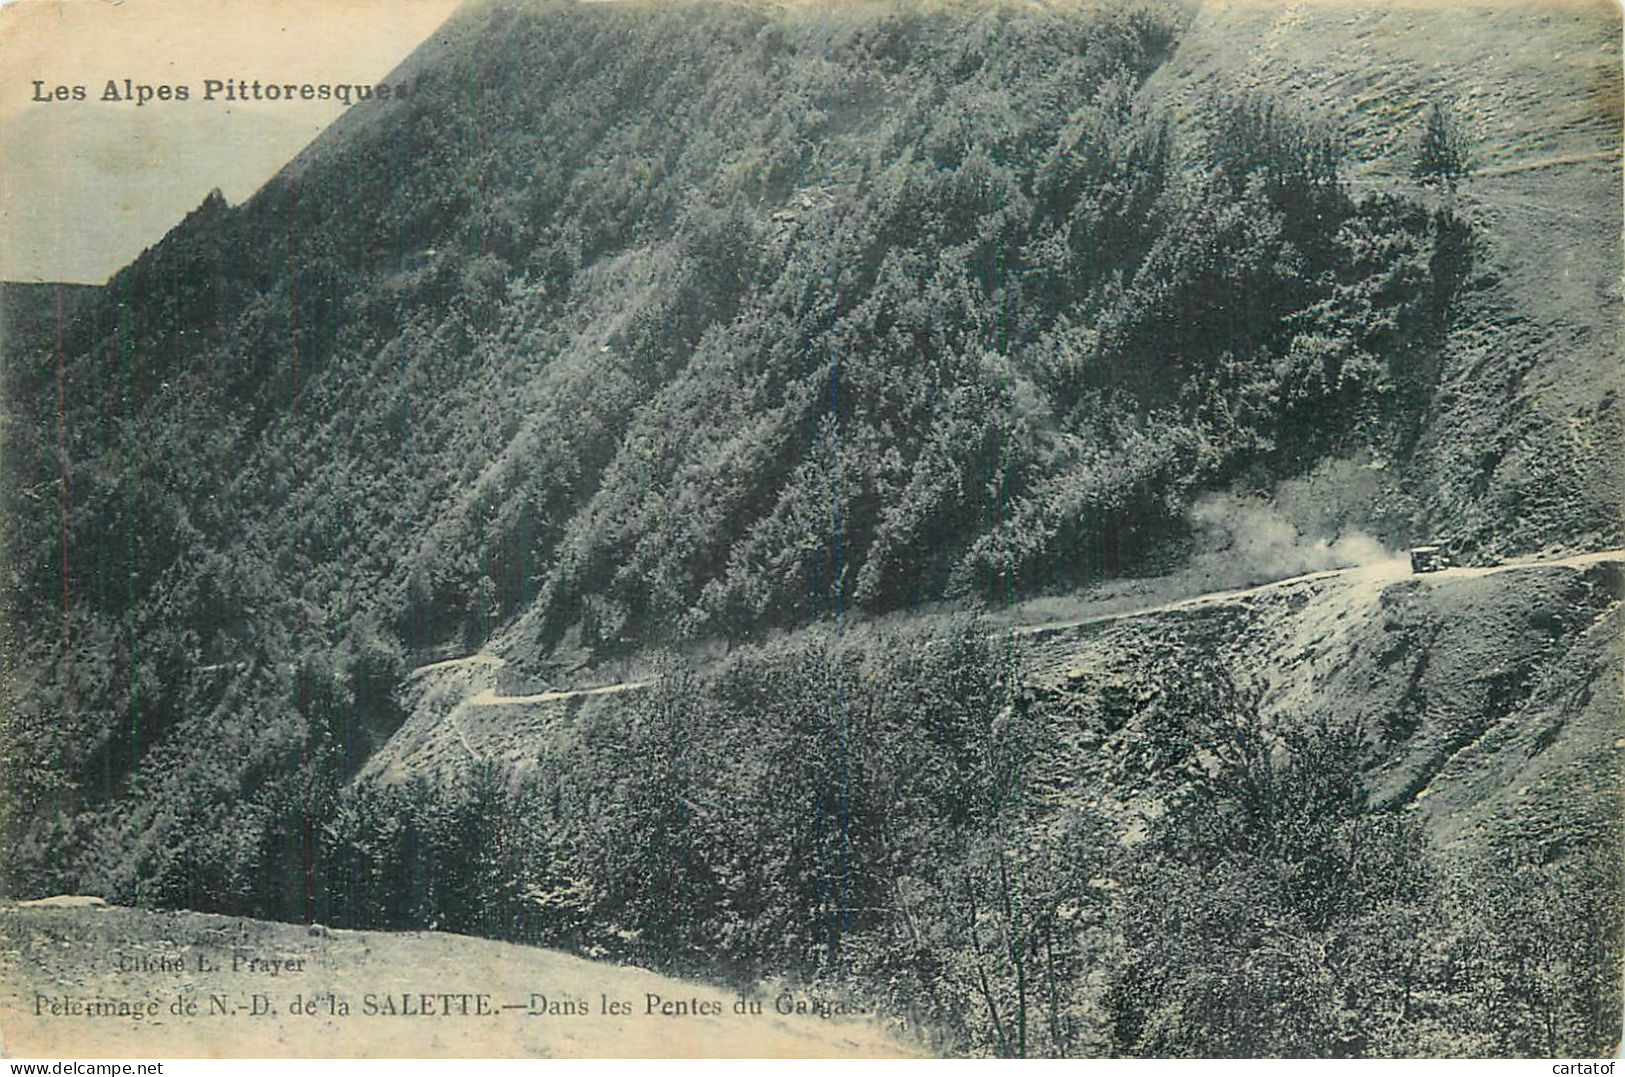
left=0, top=0, right=466, bottom=283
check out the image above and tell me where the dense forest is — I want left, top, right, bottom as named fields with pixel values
left=317, top=629, right=1623, bottom=1056
left=0, top=0, right=1617, bottom=1057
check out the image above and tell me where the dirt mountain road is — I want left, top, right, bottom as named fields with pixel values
left=1007, top=547, right=1625, bottom=638
left=409, top=548, right=1625, bottom=706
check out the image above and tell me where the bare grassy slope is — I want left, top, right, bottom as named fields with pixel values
left=0, top=904, right=920, bottom=1058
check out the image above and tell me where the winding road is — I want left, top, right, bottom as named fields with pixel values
left=411, top=547, right=1625, bottom=705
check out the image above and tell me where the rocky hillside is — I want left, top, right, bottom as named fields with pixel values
left=1017, top=552, right=1624, bottom=851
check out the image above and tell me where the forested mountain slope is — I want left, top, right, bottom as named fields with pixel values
left=1154, top=0, right=1623, bottom=579
left=1, top=0, right=1619, bottom=1057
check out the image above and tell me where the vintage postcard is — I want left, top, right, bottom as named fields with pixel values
left=0, top=0, right=1620, bottom=1059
